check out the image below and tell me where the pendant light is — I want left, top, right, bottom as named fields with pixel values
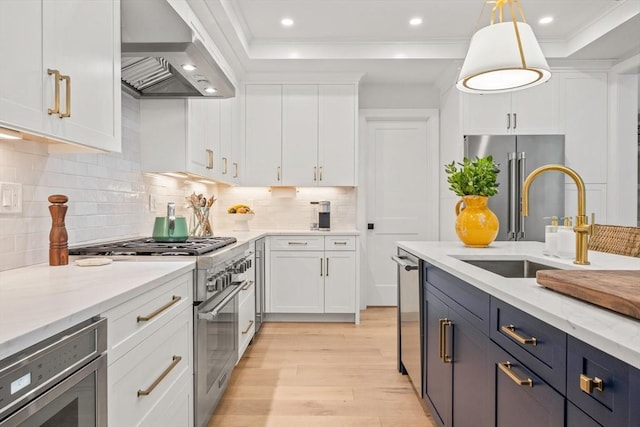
left=457, top=0, right=551, bottom=94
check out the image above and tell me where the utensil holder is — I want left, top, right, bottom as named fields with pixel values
left=190, top=206, right=212, bottom=237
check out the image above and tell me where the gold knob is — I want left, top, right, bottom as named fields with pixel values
left=580, top=374, right=603, bottom=394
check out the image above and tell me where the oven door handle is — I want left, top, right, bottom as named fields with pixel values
left=198, top=280, right=246, bottom=321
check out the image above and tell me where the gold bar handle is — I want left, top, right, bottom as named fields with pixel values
left=319, top=166, right=323, bottom=181
left=47, top=69, right=61, bottom=115
left=277, top=166, right=281, bottom=181
left=501, top=324, right=537, bottom=346
left=233, top=162, right=238, bottom=178
left=137, top=355, right=182, bottom=397
left=498, top=361, right=533, bottom=387
left=241, top=281, right=253, bottom=291
left=333, top=241, right=348, bottom=245
left=313, top=166, right=317, bottom=181
left=241, top=320, right=255, bottom=335
left=137, top=295, right=181, bottom=322
left=59, top=74, right=71, bottom=118
left=223, top=157, right=228, bottom=174
left=320, top=258, right=323, bottom=276
left=206, top=149, right=214, bottom=169
left=325, top=257, right=329, bottom=276
left=580, top=374, right=604, bottom=394
left=439, top=318, right=452, bottom=363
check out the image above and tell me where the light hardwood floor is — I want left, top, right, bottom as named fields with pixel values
left=208, top=307, right=436, bottom=427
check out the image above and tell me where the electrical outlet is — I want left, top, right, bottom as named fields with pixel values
left=0, top=182, right=22, bottom=214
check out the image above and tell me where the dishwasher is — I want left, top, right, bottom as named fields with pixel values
left=393, top=249, right=422, bottom=396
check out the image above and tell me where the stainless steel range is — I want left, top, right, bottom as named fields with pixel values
left=70, top=236, right=254, bottom=427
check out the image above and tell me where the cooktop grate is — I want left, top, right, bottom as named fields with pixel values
left=69, top=237, right=237, bottom=256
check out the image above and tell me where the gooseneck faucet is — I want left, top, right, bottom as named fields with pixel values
left=521, top=164, right=595, bottom=265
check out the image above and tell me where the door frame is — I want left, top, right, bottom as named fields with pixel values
left=357, top=109, right=440, bottom=308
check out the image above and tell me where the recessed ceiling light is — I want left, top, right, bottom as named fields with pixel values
left=204, top=87, right=217, bottom=94
left=181, top=64, right=196, bottom=71
left=281, top=18, right=294, bottom=27
left=409, top=17, right=423, bottom=26
left=538, top=16, right=554, bottom=25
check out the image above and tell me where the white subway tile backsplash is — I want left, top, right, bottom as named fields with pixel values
left=0, top=92, right=357, bottom=272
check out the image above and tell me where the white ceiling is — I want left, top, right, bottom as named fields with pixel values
left=189, top=0, right=640, bottom=83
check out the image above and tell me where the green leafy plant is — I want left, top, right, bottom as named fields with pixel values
left=445, top=156, right=500, bottom=197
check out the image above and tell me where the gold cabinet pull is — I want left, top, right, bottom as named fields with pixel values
left=320, top=258, right=323, bottom=276
left=498, top=361, right=533, bottom=387
left=313, top=166, right=317, bottom=181
left=288, top=241, right=308, bottom=245
left=59, top=74, right=71, bottom=118
left=242, top=320, right=255, bottom=335
left=501, top=324, right=537, bottom=346
left=241, top=281, right=253, bottom=291
left=325, top=257, right=329, bottom=276
left=233, top=162, right=238, bottom=178
left=206, top=149, right=214, bottom=169
left=319, top=166, right=323, bottom=181
left=137, top=295, right=181, bottom=322
left=333, top=241, right=348, bottom=245
left=47, top=69, right=61, bottom=115
left=580, top=374, right=604, bottom=394
left=137, top=355, right=182, bottom=397
left=277, top=166, right=281, bottom=181
left=439, top=318, right=453, bottom=364
left=223, top=157, right=228, bottom=174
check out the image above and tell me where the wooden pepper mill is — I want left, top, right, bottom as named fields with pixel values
left=48, top=194, right=69, bottom=266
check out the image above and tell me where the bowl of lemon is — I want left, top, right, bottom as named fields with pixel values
left=227, top=204, right=255, bottom=231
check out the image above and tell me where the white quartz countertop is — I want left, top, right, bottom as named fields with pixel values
left=397, top=241, right=640, bottom=368
left=0, top=260, right=195, bottom=360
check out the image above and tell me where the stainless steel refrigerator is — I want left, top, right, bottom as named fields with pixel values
left=464, top=135, right=565, bottom=242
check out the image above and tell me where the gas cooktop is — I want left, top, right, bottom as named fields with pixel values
left=69, top=237, right=237, bottom=256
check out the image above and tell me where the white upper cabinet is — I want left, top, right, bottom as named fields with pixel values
left=0, top=1, right=43, bottom=133
left=140, top=99, right=216, bottom=179
left=282, top=85, right=319, bottom=186
left=558, top=71, right=608, bottom=184
left=318, top=85, right=356, bottom=186
left=462, top=78, right=562, bottom=135
left=244, top=84, right=283, bottom=186
left=0, top=0, right=121, bottom=152
left=244, top=83, right=357, bottom=187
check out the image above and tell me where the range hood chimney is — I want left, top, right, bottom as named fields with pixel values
left=121, top=0, right=235, bottom=99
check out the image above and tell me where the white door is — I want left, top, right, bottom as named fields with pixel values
left=365, top=119, right=433, bottom=306
left=324, top=251, right=356, bottom=313
left=282, top=84, right=319, bottom=186
left=270, top=251, right=325, bottom=313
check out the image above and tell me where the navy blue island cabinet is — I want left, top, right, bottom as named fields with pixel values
left=423, top=263, right=492, bottom=427
left=420, top=262, right=639, bottom=427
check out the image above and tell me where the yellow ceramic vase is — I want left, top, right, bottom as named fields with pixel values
left=455, top=195, right=499, bottom=247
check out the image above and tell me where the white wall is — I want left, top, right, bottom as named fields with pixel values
left=359, top=83, right=439, bottom=109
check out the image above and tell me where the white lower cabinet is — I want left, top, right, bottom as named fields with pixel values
left=270, top=250, right=325, bottom=313
left=238, top=282, right=256, bottom=360
left=103, top=272, right=194, bottom=427
left=267, top=235, right=357, bottom=317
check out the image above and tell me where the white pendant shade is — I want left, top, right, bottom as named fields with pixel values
left=457, top=21, right=551, bottom=93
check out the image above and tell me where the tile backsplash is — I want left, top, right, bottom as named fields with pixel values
left=0, top=93, right=357, bottom=271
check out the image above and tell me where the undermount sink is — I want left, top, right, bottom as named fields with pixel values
left=460, top=259, right=561, bottom=278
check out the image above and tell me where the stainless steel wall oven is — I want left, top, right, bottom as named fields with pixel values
left=0, top=317, right=107, bottom=427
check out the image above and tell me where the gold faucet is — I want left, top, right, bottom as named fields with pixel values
left=521, top=164, right=595, bottom=265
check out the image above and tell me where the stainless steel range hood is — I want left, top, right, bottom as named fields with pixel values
left=121, top=0, right=235, bottom=99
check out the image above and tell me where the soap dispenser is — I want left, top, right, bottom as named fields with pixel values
left=543, top=216, right=559, bottom=257
left=557, top=216, right=575, bottom=259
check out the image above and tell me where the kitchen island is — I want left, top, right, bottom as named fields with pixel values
left=399, top=241, right=640, bottom=427
left=399, top=241, right=640, bottom=367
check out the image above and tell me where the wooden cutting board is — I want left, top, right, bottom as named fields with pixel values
left=536, top=270, right=640, bottom=320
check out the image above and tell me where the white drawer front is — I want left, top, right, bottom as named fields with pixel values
left=325, top=236, right=356, bottom=251
left=270, top=236, right=324, bottom=251
left=104, top=272, right=192, bottom=364
left=109, top=307, right=192, bottom=427
left=238, top=286, right=256, bottom=360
